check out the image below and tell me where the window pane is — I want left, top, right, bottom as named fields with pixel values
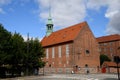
left=66, top=44, right=69, bottom=57
left=58, top=46, right=61, bottom=58
left=46, top=49, right=49, bottom=59
left=52, top=47, right=55, bottom=58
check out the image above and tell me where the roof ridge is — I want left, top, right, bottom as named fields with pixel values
left=53, top=21, right=87, bottom=33
left=96, top=34, right=120, bottom=43
left=97, top=34, right=120, bottom=38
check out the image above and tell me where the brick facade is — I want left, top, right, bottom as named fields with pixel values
left=97, top=34, right=120, bottom=61
left=73, top=24, right=99, bottom=68
left=41, top=22, right=100, bottom=73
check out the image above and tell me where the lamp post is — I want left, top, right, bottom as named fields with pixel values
left=43, top=66, right=44, bottom=75
left=117, top=62, right=120, bottom=80
left=114, top=56, right=120, bottom=80
left=117, top=47, right=120, bottom=80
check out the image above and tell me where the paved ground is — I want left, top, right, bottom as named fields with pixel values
left=0, top=74, right=118, bottom=80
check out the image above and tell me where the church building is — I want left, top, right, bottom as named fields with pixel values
left=41, top=13, right=100, bottom=73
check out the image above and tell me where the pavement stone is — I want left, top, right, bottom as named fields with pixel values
left=0, top=74, right=118, bottom=80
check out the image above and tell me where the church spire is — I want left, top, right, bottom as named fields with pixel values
left=46, top=1, right=53, bottom=37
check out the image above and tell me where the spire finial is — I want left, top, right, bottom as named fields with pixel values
left=47, top=0, right=53, bottom=24
left=49, top=0, right=51, bottom=18
left=46, top=0, right=53, bottom=36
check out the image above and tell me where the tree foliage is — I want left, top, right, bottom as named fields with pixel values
left=100, top=54, right=111, bottom=66
left=0, top=24, right=45, bottom=77
left=23, top=38, right=45, bottom=75
left=0, top=24, right=11, bottom=66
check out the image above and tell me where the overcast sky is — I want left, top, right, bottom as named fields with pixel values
left=0, top=0, right=120, bottom=40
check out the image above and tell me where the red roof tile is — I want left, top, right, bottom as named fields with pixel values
left=41, top=21, right=88, bottom=47
left=103, top=61, right=120, bottom=67
left=96, top=34, right=120, bottom=43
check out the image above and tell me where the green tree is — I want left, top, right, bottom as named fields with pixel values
left=100, top=54, right=111, bottom=66
left=5, top=32, right=25, bottom=76
left=0, top=24, right=45, bottom=77
left=0, top=24, right=11, bottom=77
left=29, top=38, right=45, bottom=68
left=23, top=38, right=45, bottom=75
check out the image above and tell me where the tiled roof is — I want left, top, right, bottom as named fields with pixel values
left=41, top=21, right=88, bottom=47
left=96, top=34, right=120, bottom=43
left=103, top=61, right=120, bottom=67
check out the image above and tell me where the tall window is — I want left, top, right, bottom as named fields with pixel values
left=46, top=48, right=49, bottom=59
left=52, top=47, right=55, bottom=58
left=66, top=44, right=69, bottom=57
left=58, top=46, right=61, bottom=58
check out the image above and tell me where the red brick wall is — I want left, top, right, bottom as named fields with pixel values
left=99, top=40, right=120, bottom=61
left=73, top=25, right=100, bottom=68
left=44, top=42, right=73, bottom=68
left=43, top=25, right=100, bottom=73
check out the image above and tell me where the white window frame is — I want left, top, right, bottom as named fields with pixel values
left=52, top=47, right=55, bottom=58
left=46, top=48, right=49, bottom=59
left=66, top=44, right=69, bottom=57
left=58, top=46, right=61, bottom=58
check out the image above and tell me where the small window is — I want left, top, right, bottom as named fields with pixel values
left=85, top=64, right=88, bottom=67
left=49, top=64, right=51, bottom=67
left=86, top=50, right=90, bottom=54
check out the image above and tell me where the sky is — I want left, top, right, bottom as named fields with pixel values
left=0, top=0, right=120, bottom=41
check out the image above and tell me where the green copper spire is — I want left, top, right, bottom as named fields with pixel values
left=46, top=1, right=53, bottom=37
left=47, top=5, right=53, bottom=25
left=47, top=12, right=53, bottom=25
